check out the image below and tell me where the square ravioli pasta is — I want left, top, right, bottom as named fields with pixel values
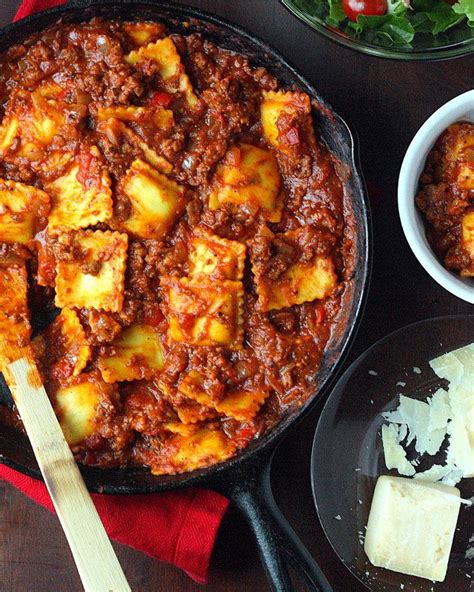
left=33, top=308, right=91, bottom=378
left=98, top=324, right=165, bottom=383
left=125, top=37, right=198, bottom=107
left=162, top=276, right=244, bottom=349
left=178, top=371, right=270, bottom=422
left=0, top=17, right=352, bottom=476
left=115, top=159, right=186, bottom=239
left=251, top=227, right=338, bottom=311
left=208, top=143, right=283, bottom=222
left=0, top=179, right=49, bottom=246
left=0, top=88, right=86, bottom=162
left=45, top=147, right=113, bottom=235
left=0, top=263, right=31, bottom=371
left=188, top=229, right=246, bottom=281
left=55, top=230, right=128, bottom=312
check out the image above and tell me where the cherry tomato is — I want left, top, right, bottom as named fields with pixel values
left=342, top=0, right=387, bottom=21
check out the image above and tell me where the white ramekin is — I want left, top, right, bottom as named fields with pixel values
left=398, top=90, right=474, bottom=305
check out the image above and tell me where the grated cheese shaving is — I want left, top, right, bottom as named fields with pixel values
left=381, top=342, right=473, bottom=485
left=381, top=424, right=415, bottom=477
left=414, top=464, right=454, bottom=482
left=466, top=535, right=474, bottom=561
left=382, top=394, right=447, bottom=454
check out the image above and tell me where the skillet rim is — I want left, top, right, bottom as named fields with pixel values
left=0, top=0, right=372, bottom=493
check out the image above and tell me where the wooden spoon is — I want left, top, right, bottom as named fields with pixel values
left=2, top=347, right=131, bottom=592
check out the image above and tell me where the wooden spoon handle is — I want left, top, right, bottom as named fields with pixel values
left=4, top=355, right=131, bottom=592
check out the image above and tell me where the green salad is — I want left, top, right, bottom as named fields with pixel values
left=289, top=0, right=474, bottom=46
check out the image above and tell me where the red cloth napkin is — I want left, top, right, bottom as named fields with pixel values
left=13, top=0, right=64, bottom=21
left=4, top=0, right=230, bottom=584
left=0, top=463, right=229, bottom=583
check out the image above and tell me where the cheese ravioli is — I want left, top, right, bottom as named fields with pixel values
left=252, top=228, right=338, bottom=311
left=0, top=264, right=31, bottom=370
left=45, top=147, right=113, bottom=234
left=166, top=428, right=236, bottom=474
left=189, top=230, right=246, bottom=281
left=163, top=276, right=244, bottom=349
left=209, top=143, right=282, bottom=222
left=53, top=375, right=115, bottom=446
left=0, top=179, right=49, bottom=246
left=125, top=37, right=198, bottom=107
left=55, top=230, right=128, bottom=312
left=117, top=159, right=186, bottom=239
left=98, top=324, right=165, bottom=383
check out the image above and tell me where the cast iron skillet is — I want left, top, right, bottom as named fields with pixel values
left=0, top=2, right=371, bottom=590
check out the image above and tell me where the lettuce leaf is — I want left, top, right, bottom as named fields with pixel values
left=423, top=2, right=465, bottom=34
left=327, top=0, right=346, bottom=24
left=452, top=0, right=474, bottom=22
left=387, top=0, right=410, bottom=16
left=349, top=14, right=416, bottom=44
left=295, top=0, right=474, bottom=46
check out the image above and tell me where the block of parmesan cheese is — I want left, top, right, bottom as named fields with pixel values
left=364, top=475, right=461, bottom=582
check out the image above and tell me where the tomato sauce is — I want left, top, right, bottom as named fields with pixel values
left=0, top=18, right=354, bottom=474
left=416, top=122, right=474, bottom=277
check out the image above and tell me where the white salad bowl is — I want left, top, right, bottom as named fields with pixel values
left=398, top=89, right=474, bottom=305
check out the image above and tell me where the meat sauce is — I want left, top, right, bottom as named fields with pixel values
left=0, top=18, right=353, bottom=474
left=416, top=122, right=474, bottom=277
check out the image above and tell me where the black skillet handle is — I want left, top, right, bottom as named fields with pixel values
left=211, top=450, right=333, bottom=592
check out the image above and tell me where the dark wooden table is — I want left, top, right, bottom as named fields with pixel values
left=0, top=1, right=472, bottom=591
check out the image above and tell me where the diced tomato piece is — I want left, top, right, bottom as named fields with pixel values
left=234, top=423, right=257, bottom=448
left=209, top=110, right=225, bottom=126
left=76, top=151, right=94, bottom=185
left=82, top=451, right=98, bottom=465
left=283, top=126, right=300, bottom=146
left=316, top=307, right=325, bottom=324
left=57, top=88, right=68, bottom=102
left=227, top=146, right=241, bottom=168
left=85, top=433, right=107, bottom=451
left=51, top=357, right=75, bottom=381
left=151, top=91, right=173, bottom=108
left=57, top=80, right=73, bottom=102
left=144, top=304, right=164, bottom=327
left=37, top=245, right=56, bottom=286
